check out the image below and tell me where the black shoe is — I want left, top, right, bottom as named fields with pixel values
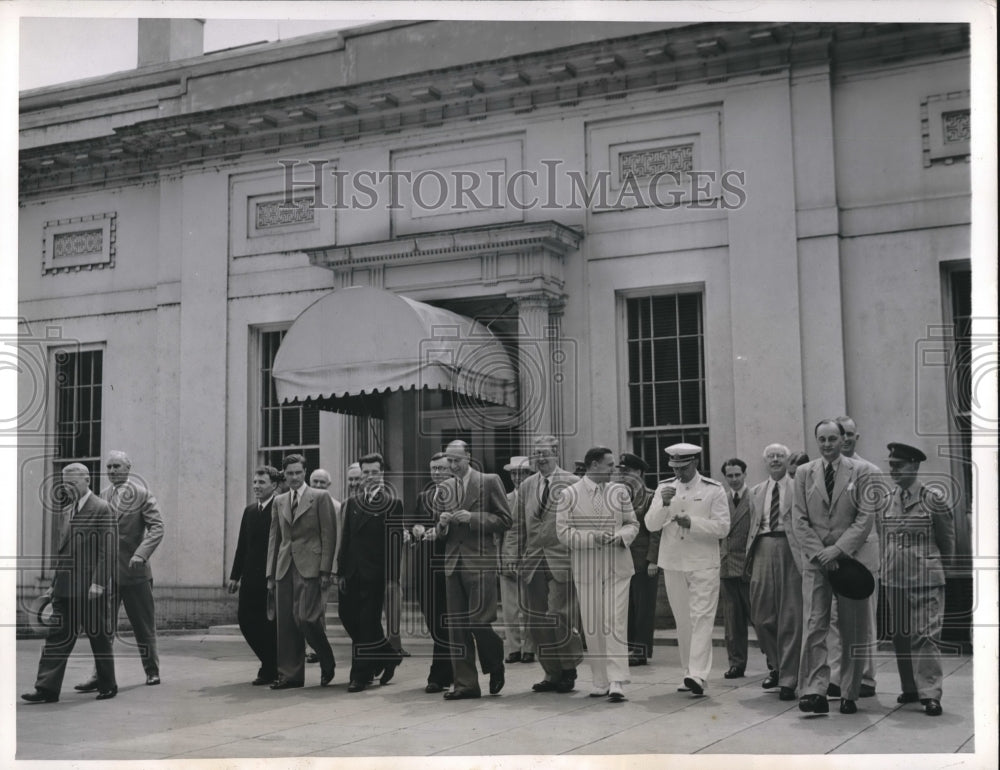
left=306, top=652, right=319, bottom=663
left=683, top=677, right=704, bottom=696
left=489, top=664, right=505, bottom=695
left=826, top=683, right=841, bottom=698
left=799, top=694, right=830, bottom=714
left=521, top=652, right=535, bottom=664
left=74, top=678, right=100, bottom=693
left=779, top=686, right=796, bottom=701
left=321, top=667, right=335, bottom=687
left=555, top=676, right=576, bottom=694
left=723, top=667, right=745, bottom=679
left=628, top=656, right=647, bottom=667
left=21, top=689, right=59, bottom=703
left=505, top=651, right=522, bottom=664
left=270, top=679, right=303, bottom=690
left=96, top=687, right=118, bottom=701
left=425, top=682, right=444, bottom=694
left=443, top=688, right=481, bottom=700
left=397, top=648, right=411, bottom=657
left=897, top=691, right=920, bottom=704
left=145, top=674, right=160, bottom=686
left=922, top=698, right=943, bottom=716
left=839, top=699, right=858, bottom=714
left=347, top=680, right=366, bottom=693
left=761, top=671, right=779, bottom=689
left=532, top=679, right=559, bottom=692
left=252, top=676, right=275, bottom=686
left=859, top=684, right=876, bottom=698
left=380, top=663, right=398, bottom=686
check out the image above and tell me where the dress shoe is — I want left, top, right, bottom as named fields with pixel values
left=628, top=656, right=647, bottom=667
left=21, top=689, right=59, bottom=704
left=798, top=694, right=830, bottom=714
left=683, top=676, right=704, bottom=696
left=397, top=648, right=411, bottom=657
left=676, top=686, right=691, bottom=693
left=826, top=683, right=841, bottom=698
left=270, top=679, right=303, bottom=690
left=321, top=667, right=335, bottom=687
left=505, top=651, right=522, bottom=664
left=779, top=687, right=796, bottom=701
left=305, top=652, right=319, bottom=663
left=723, top=667, right=745, bottom=679
left=589, top=687, right=610, bottom=697
left=425, top=682, right=444, bottom=694
left=555, top=677, right=576, bottom=694
left=74, top=678, right=100, bottom=693
left=489, top=664, right=505, bottom=695
left=761, top=671, right=779, bottom=689
left=897, top=691, right=920, bottom=704
left=443, top=688, right=481, bottom=700
left=608, top=682, right=626, bottom=702
left=922, top=698, right=943, bottom=716
left=380, top=663, right=398, bottom=686
left=347, top=680, right=366, bottom=693
left=532, top=679, right=559, bottom=692
left=521, top=652, right=535, bottom=664
left=859, top=684, right=876, bottom=698
left=96, top=687, right=118, bottom=701
left=145, top=674, right=161, bottom=686
left=252, top=676, right=275, bottom=686
left=839, top=699, right=858, bottom=714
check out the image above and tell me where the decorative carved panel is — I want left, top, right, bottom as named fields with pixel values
left=619, top=143, right=694, bottom=181
left=42, top=213, right=116, bottom=275
left=922, top=91, right=970, bottom=167
left=255, top=197, right=315, bottom=230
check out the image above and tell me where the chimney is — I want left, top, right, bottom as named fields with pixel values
left=138, top=19, right=205, bottom=67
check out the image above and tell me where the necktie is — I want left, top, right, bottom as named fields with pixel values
left=900, top=488, right=909, bottom=507
left=733, top=492, right=740, bottom=508
left=769, top=483, right=781, bottom=531
left=540, top=478, right=550, bottom=512
left=291, top=490, right=298, bottom=513
left=824, top=463, right=835, bottom=499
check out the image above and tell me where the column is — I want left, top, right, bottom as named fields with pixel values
left=510, top=293, right=558, bottom=452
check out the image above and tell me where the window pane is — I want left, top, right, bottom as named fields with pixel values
left=678, top=337, right=701, bottom=380
left=653, top=338, right=678, bottom=382
left=638, top=297, right=651, bottom=339
left=626, top=298, right=640, bottom=339
left=651, top=295, right=677, bottom=337
left=680, top=380, right=704, bottom=425
left=628, top=341, right=641, bottom=382
left=677, top=293, right=701, bottom=335
left=654, top=382, right=680, bottom=426
left=629, top=384, right=642, bottom=426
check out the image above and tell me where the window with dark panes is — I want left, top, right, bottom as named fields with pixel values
left=53, top=348, right=103, bottom=481
left=259, top=329, right=320, bottom=472
left=625, top=292, right=709, bottom=487
left=946, top=267, right=972, bottom=512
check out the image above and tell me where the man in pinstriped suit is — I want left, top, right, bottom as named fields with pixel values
left=719, top=458, right=754, bottom=679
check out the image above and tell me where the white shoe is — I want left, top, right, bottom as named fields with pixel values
left=608, top=682, right=626, bottom=702
left=589, top=686, right=610, bottom=697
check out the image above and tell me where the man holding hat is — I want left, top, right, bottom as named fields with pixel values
left=499, top=456, right=537, bottom=664
left=879, top=442, right=954, bottom=717
left=645, top=443, right=730, bottom=695
left=616, top=453, right=661, bottom=666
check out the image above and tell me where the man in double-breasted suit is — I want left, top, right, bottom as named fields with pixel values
left=337, top=452, right=405, bottom=692
left=23, top=463, right=118, bottom=703
left=228, top=465, right=281, bottom=685
left=746, top=443, right=801, bottom=700
left=435, top=440, right=512, bottom=699
left=266, top=453, right=337, bottom=689
left=517, top=435, right=584, bottom=693
left=556, top=446, right=639, bottom=702
left=878, top=442, right=955, bottom=717
left=719, top=457, right=754, bottom=679
left=792, top=419, right=874, bottom=715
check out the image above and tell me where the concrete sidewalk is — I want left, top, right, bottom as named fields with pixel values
left=15, top=632, right=977, bottom=762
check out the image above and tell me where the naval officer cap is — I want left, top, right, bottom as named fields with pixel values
left=665, top=443, right=702, bottom=467
left=617, top=452, right=649, bottom=473
left=886, top=442, right=927, bottom=464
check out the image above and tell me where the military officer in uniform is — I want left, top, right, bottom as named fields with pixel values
left=879, top=442, right=954, bottom=717
left=645, top=443, right=730, bottom=695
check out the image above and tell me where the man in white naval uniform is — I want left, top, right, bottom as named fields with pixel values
left=645, top=443, right=730, bottom=695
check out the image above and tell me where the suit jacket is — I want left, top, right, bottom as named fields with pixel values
left=876, top=482, right=955, bottom=588
left=646, top=472, right=730, bottom=572
left=745, top=475, right=800, bottom=574
left=230, top=499, right=274, bottom=590
left=517, top=468, right=579, bottom=583
left=435, top=468, right=512, bottom=576
left=628, top=485, right=662, bottom=573
left=339, top=489, right=404, bottom=584
left=498, top=490, right=521, bottom=573
left=555, top=477, right=638, bottom=581
left=719, top=487, right=752, bottom=578
left=51, top=493, right=117, bottom=598
left=844, top=454, right=882, bottom=572
left=791, top=456, right=874, bottom=571
left=266, top=484, right=336, bottom=581
left=101, top=479, right=164, bottom=586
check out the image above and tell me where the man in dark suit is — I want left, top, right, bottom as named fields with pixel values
left=23, top=463, right=118, bottom=703
left=616, top=452, right=660, bottom=667
left=436, top=440, right=512, bottom=699
left=228, top=465, right=281, bottom=685
left=338, top=452, right=405, bottom=692
left=76, top=450, right=164, bottom=692
left=405, top=452, right=454, bottom=693
left=720, top=458, right=754, bottom=679
left=793, top=419, right=874, bottom=715
left=266, top=453, right=337, bottom=689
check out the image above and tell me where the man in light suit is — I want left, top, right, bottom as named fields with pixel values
left=793, top=419, right=874, bottom=715
left=498, top=456, right=536, bottom=665
left=435, top=440, right=512, bottom=700
left=719, top=457, right=754, bottom=679
left=76, top=450, right=164, bottom=692
left=228, top=465, right=281, bottom=686
left=518, top=435, right=584, bottom=694
left=22, top=463, right=118, bottom=703
left=266, top=453, right=337, bottom=689
left=645, top=443, right=730, bottom=696
left=746, top=443, right=802, bottom=700
left=556, top=446, right=638, bottom=702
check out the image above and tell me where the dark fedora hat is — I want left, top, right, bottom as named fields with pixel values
left=828, top=557, right=875, bottom=600
left=27, top=594, right=59, bottom=635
